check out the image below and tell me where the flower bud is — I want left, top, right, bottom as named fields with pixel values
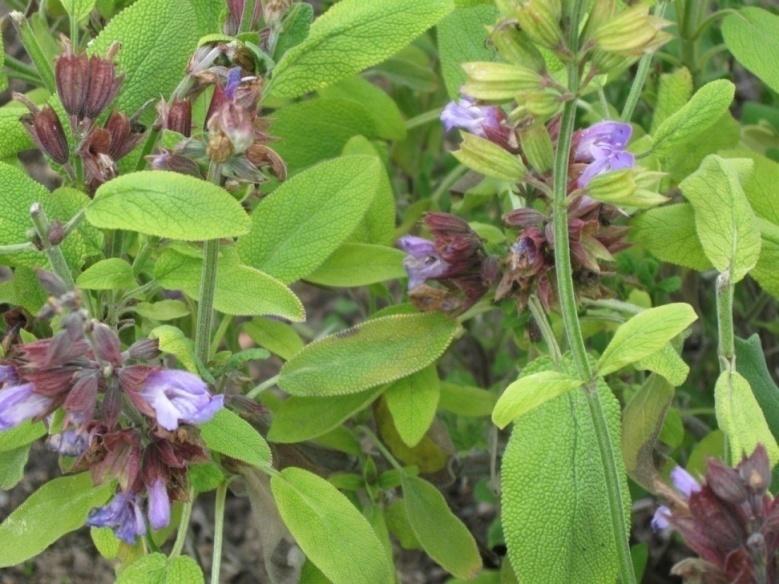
left=246, top=143, right=287, bottom=180
left=263, top=0, right=292, bottom=27
left=104, top=112, right=145, bottom=161
left=15, top=95, right=70, bottom=165
left=587, top=168, right=667, bottom=209
left=515, top=0, right=563, bottom=50
left=462, top=62, right=544, bottom=101
left=55, top=40, right=90, bottom=119
left=515, top=89, right=564, bottom=121
left=157, top=98, right=192, bottom=137
left=594, top=4, right=671, bottom=57
left=225, top=0, right=262, bottom=35
left=453, top=133, right=526, bottom=182
left=519, top=121, right=553, bottom=172
left=147, top=150, right=203, bottom=177
left=84, top=46, right=123, bottom=120
left=488, top=25, right=546, bottom=71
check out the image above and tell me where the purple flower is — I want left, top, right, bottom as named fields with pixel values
left=651, top=505, right=671, bottom=531
left=0, top=382, right=55, bottom=431
left=441, top=97, right=503, bottom=139
left=47, top=428, right=89, bottom=457
left=87, top=491, right=146, bottom=544
left=651, top=465, right=701, bottom=532
left=573, top=121, right=635, bottom=187
left=397, top=236, right=451, bottom=289
left=138, top=370, right=224, bottom=431
left=146, top=478, right=171, bottom=531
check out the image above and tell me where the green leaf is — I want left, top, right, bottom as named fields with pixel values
left=268, top=0, right=454, bottom=98
left=320, top=78, right=406, bottom=141
left=753, top=223, right=779, bottom=299
left=88, top=171, right=250, bottom=240
left=635, top=344, right=690, bottom=387
left=342, top=136, right=396, bottom=246
left=274, top=2, right=314, bottom=59
left=651, top=80, right=735, bottom=163
left=133, top=300, right=191, bottom=322
left=492, top=371, right=583, bottom=429
left=305, top=243, right=405, bottom=287
left=0, top=420, right=46, bottom=452
left=238, top=156, right=382, bottom=283
left=77, top=258, right=137, bottom=290
left=621, top=375, right=675, bottom=490
left=268, top=386, right=385, bottom=444
left=666, top=113, right=741, bottom=183
left=385, top=367, right=440, bottom=447
left=438, top=382, right=496, bottom=417
left=279, top=313, right=460, bottom=396
left=680, top=155, right=760, bottom=282
left=735, top=335, right=779, bottom=442
left=715, top=370, right=779, bottom=465
left=62, top=0, right=96, bottom=22
left=650, top=68, right=693, bottom=133
left=0, top=473, right=115, bottom=567
left=90, top=527, right=120, bottom=560
left=188, top=462, right=226, bottom=494
left=199, top=409, right=272, bottom=469
left=723, top=8, right=779, bottom=94
left=401, top=474, right=482, bottom=579
left=149, top=325, right=197, bottom=373
left=271, top=467, right=394, bottom=584
left=630, top=203, right=712, bottom=271
left=501, top=383, right=630, bottom=584
left=154, top=248, right=304, bottom=321
left=271, top=98, right=378, bottom=173
left=242, top=318, right=304, bottom=361
left=117, top=553, right=204, bottom=584
left=0, top=162, right=50, bottom=268
left=437, top=4, right=498, bottom=99
left=166, top=555, right=205, bottom=584
left=0, top=446, right=30, bottom=490
left=90, top=0, right=199, bottom=118
left=0, top=99, right=35, bottom=159
left=453, top=133, right=526, bottom=181
left=597, top=304, right=697, bottom=376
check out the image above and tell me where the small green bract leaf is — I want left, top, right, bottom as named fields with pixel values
left=597, top=304, right=697, bottom=376
left=87, top=172, right=250, bottom=241
left=279, top=313, right=460, bottom=396
left=492, top=371, right=582, bottom=429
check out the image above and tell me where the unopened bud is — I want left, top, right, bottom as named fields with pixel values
left=157, top=99, right=192, bottom=137
left=515, top=89, right=564, bottom=121
left=519, top=122, right=553, bottom=172
left=516, top=0, right=563, bottom=50
left=594, top=4, right=671, bottom=56
left=489, top=25, right=546, bottom=71
left=16, top=97, right=70, bottom=165
left=453, top=133, right=526, bottom=182
left=35, top=269, right=69, bottom=297
left=126, top=338, right=160, bottom=361
left=147, top=150, right=202, bottom=177
left=587, top=168, right=667, bottom=209
left=246, top=143, right=287, bottom=181
left=461, top=62, right=544, bottom=101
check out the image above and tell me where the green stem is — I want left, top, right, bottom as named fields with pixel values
left=69, top=9, right=79, bottom=48
left=360, top=427, right=403, bottom=472
left=405, top=108, right=443, bottom=130
left=5, top=55, right=41, bottom=79
left=10, top=12, right=56, bottom=93
left=132, top=236, right=159, bottom=276
left=432, top=164, right=468, bottom=208
left=246, top=374, right=280, bottom=399
left=170, top=490, right=195, bottom=558
left=620, top=2, right=668, bottom=122
left=550, top=3, right=637, bottom=583
left=716, top=271, right=735, bottom=369
left=30, top=203, right=75, bottom=289
left=210, top=315, right=234, bottom=357
left=210, top=483, right=228, bottom=584
left=0, top=241, right=37, bottom=254
left=528, top=295, right=562, bottom=364
left=195, top=164, right=222, bottom=364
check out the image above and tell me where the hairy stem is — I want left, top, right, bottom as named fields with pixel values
left=552, top=3, right=637, bottom=582
left=210, top=483, right=228, bottom=584
left=170, top=489, right=195, bottom=558
left=528, top=295, right=562, bottom=364
left=30, top=203, right=75, bottom=289
left=195, top=163, right=222, bottom=364
left=716, top=271, right=735, bottom=370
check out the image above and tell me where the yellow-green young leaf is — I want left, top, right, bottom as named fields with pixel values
left=0, top=162, right=50, bottom=268
left=320, top=78, right=406, bottom=141
left=0, top=473, right=115, bottom=567
left=305, top=243, right=405, bottom=287
left=635, top=343, right=690, bottom=387
left=492, top=371, right=582, bottom=429
left=0, top=420, right=46, bottom=452
left=438, top=382, right=496, bottom=417
left=666, top=113, right=741, bottom=183
left=385, top=367, right=440, bottom=447
left=715, top=370, right=779, bottom=465
left=597, top=304, right=698, bottom=376
left=238, top=156, right=383, bottom=283
left=501, top=382, right=630, bottom=584
left=154, top=248, right=304, bottom=321
left=271, top=467, right=394, bottom=584
left=735, top=149, right=779, bottom=225
left=630, top=203, right=712, bottom=271
left=453, top=133, right=526, bottom=181
left=651, top=80, right=735, bottom=163
left=0, top=446, right=30, bottom=490
left=274, top=2, right=314, bottom=59
left=622, top=375, right=675, bottom=490
left=650, top=68, right=693, bottom=133
left=90, top=0, right=199, bottom=117
left=199, top=409, right=272, bottom=469
left=271, top=98, right=378, bottom=173
left=723, top=8, right=779, bottom=94
left=117, top=552, right=203, bottom=584
left=279, top=313, right=460, bottom=396
left=62, top=0, right=95, bottom=22
left=77, top=258, right=136, bottom=290
left=754, top=222, right=779, bottom=299
left=268, top=0, right=454, bottom=98
left=133, top=300, right=190, bottom=322
left=149, top=325, right=197, bottom=373
left=242, top=318, right=304, bottom=361
left=268, top=385, right=386, bottom=443
left=90, top=527, right=120, bottom=560
left=437, top=3, right=498, bottom=99
left=0, top=100, right=35, bottom=158
left=342, top=136, right=396, bottom=246
left=735, top=335, right=779, bottom=440
left=165, top=556, right=204, bottom=584
left=680, top=155, right=761, bottom=282
left=401, top=474, right=482, bottom=579
left=88, top=172, right=249, bottom=240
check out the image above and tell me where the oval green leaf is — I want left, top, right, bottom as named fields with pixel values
left=199, top=409, right=272, bottom=469
left=385, top=367, right=441, bottom=447
left=492, top=371, right=582, bottom=429
left=77, top=258, right=137, bottom=290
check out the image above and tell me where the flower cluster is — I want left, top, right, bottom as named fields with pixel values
left=652, top=446, right=779, bottom=583
left=398, top=213, right=499, bottom=314
left=16, top=39, right=143, bottom=191
left=0, top=304, right=223, bottom=543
